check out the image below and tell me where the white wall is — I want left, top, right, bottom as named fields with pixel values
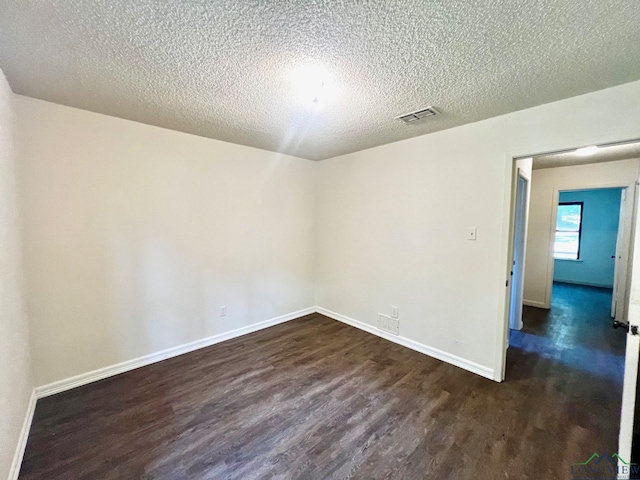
left=316, top=117, right=508, bottom=376
left=0, top=72, right=33, bottom=478
left=15, top=96, right=316, bottom=388
left=11, top=78, right=640, bottom=390
left=524, top=160, right=640, bottom=307
left=316, top=80, right=640, bottom=380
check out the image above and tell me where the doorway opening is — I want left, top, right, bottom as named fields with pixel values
left=551, top=187, right=629, bottom=327
left=501, top=138, right=640, bottom=467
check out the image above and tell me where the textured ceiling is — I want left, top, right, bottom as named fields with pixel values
left=1, top=1, right=640, bottom=160
left=532, top=142, right=640, bottom=170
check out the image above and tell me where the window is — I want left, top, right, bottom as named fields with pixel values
left=554, top=202, right=583, bottom=260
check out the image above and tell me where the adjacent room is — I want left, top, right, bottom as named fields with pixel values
left=507, top=145, right=640, bottom=476
left=517, top=145, right=640, bottom=369
left=2, top=1, right=640, bottom=479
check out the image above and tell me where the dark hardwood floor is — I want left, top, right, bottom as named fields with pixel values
left=510, top=282, right=626, bottom=379
left=20, top=285, right=627, bottom=479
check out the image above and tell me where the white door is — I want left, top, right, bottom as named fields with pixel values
left=509, top=172, right=528, bottom=331
left=612, top=183, right=636, bottom=325
left=618, top=180, right=640, bottom=473
left=618, top=308, right=639, bottom=473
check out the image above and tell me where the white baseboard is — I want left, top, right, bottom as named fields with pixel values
left=523, top=299, right=549, bottom=309
left=35, top=307, right=316, bottom=398
left=9, top=388, right=36, bottom=480
left=553, top=280, right=613, bottom=289
left=32, top=304, right=493, bottom=402
left=316, top=307, right=495, bottom=381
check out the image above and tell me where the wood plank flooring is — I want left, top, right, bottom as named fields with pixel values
left=20, top=286, right=626, bottom=479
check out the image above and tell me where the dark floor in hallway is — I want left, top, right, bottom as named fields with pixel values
left=20, top=286, right=627, bottom=479
left=510, top=282, right=626, bottom=381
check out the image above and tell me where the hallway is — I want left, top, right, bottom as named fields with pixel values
left=511, top=282, right=626, bottom=381
left=505, top=282, right=627, bottom=470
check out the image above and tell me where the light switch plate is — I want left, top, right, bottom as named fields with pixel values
left=468, top=227, right=477, bottom=240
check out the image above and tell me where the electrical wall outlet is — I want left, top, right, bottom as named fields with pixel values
left=391, top=306, right=399, bottom=318
left=220, top=305, right=227, bottom=317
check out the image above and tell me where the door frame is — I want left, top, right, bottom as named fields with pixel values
left=612, top=189, right=627, bottom=319
left=541, top=182, right=636, bottom=311
left=496, top=137, right=640, bottom=383
left=508, top=170, right=529, bottom=332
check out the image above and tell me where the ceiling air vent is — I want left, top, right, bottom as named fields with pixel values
left=396, top=106, right=438, bottom=123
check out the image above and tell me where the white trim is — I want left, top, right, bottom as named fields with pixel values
left=496, top=152, right=516, bottom=382
left=316, top=307, right=495, bottom=381
left=523, top=299, right=549, bottom=309
left=9, top=388, right=37, bottom=480
left=35, top=307, right=316, bottom=398
left=544, top=188, right=561, bottom=308
left=553, top=279, right=613, bottom=289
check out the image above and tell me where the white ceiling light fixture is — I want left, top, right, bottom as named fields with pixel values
left=290, top=64, right=336, bottom=110
left=575, top=145, right=599, bottom=156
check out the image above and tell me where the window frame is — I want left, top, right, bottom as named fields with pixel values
left=554, top=201, right=584, bottom=260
